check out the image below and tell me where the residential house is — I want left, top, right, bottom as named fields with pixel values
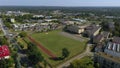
left=13, top=23, right=59, bottom=32
left=0, top=45, right=10, bottom=59
left=10, top=18, right=15, bottom=23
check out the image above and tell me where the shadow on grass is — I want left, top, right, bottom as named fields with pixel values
left=49, top=57, right=64, bottom=61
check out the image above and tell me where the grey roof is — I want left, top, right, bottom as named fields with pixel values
left=93, top=34, right=103, bottom=42
left=85, top=25, right=101, bottom=36
left=113, top=37, right=120, bottom=44
left=105, top=42, right=120, bottom=57
left=102, top=31, right=110, bottom=38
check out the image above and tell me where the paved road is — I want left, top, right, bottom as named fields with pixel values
left=0, top=18, right=9, bottom=36
left=60, top=31, right=84, bottom=42
left=57, top=44, right=93, bottom=68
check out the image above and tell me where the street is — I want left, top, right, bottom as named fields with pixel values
left=0, top=18, right=32, bottom=67
left=0, top=18, right=9, bottom=36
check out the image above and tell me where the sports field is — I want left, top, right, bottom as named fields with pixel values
left=31, top=30, right=87, bottom=65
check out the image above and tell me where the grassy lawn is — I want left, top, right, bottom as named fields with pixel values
left=31, top=30, right=88, bottom=66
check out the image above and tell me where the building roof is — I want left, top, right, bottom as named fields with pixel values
left=102, top=31, right=110, bottom=38
left=96, top=52, right=120, bottom=64
left=93, top=34, right=103, bottom=43
left=0, top=45, right=10, bottom=58
left=108, top=22, right=115, bottom=29
left=96, top=43, right=104, bottom=49
left=104, top=37, right=120, bottom=58
left=113, top=37, right=120, bottom=44
left=85, top=24, right=101, bottom=36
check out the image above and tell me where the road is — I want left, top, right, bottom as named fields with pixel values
left=0, top=18, right=9, bottom=36
left=0, top=18, right=32, bottom=67
left=57, top=44, right=93, bottom=68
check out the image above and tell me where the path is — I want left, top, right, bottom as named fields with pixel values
left=57, top=44, right=93, bottom=68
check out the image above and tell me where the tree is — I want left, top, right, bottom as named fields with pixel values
left=28, top=52, right=44, bottom=65
left=62, top=48, right=70, bottom=58
left=100, top=21, right=109, bottom=31
left=19, top=31, right=27, bottom=38
left=112, top=22, right=120, bottom=37
left=27, top=42, right=44, bottom=65
left=43, top=60, right=47, bottom=68
left=0, top=37, right=8, bottom=45
left=0, top=59, right=6, bottom=68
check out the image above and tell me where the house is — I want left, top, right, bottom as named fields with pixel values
left=45, top=16, right=52, bottom=19
left=105, top=16, right=115, bottom=19
left=108, top=22, right=115, bottom=31
left=94, top=52, right=120, bottom=68
left=33, top=15, right=44, bottom=18
left=112, top=36, right=120, bottom=44
left=63, top=20, right=83, bottom=25
left=0, top=45, right=10, bottom=59
left=93, top=34, right=104, bottom=44
left=8, top=18, right=15, bottom=23
left=94, top=36, right=120, bottom=68
left=104, top=37, right=120, bottom=57
left=12, top=23, right=59, bottom=32
left=72, top=18, right=86, bottom=22
left=83, top=24, right=101, bottom=38
left=93, top=31, right=110, bottom=44
left=63, top=21, right=75, bottom=25
left=95, top=43, right=104, bottom=52
left=6, top=11, right=29, bottom=16
left=37, top=20, right=44, bottom=23
left=66, top=25, right=86, bottom=34
left=102, top=31, right=110, bottom=39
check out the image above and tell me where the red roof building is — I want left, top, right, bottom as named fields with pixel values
left=0, top=45, right=10, bottom=59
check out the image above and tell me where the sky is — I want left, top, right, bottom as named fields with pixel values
left=0, top=0, right=120, bottom=6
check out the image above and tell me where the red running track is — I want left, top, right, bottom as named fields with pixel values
left=27, top=36, right=56, bottom=58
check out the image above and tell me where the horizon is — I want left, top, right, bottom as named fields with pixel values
left=1, top=0, right=120, bottom=6
left=1, top=5, right=120, bottom=7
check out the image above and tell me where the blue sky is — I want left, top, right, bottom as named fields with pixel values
left=0, top=0, right=120, bottom=6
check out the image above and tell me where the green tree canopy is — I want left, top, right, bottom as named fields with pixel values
left=19, top=31, right=27, bottom=38
left=62, top=48, right=70, bottom=58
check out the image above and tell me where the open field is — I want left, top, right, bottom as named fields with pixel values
left=31, top=30, right=88, bottom=66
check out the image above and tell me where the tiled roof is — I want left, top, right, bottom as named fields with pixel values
left=0, top=45, right=10, bottom=58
